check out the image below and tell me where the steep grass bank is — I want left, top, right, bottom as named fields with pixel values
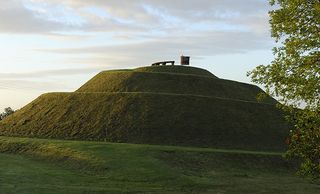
left=0, top=92, right=288, bottom=151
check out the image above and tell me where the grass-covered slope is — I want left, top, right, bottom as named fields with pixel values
left=0, top=66, right=288, bottom=151
left=76, top=66, right=276, bottom=104
left=0, top=137, right=319, bottom=194
left=0, top=93, right=288, bottom=151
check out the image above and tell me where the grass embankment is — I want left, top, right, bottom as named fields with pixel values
left=0, top=65, right=288, bottom=150
left=0, top=136, right=319, bottom=194
left=76, top=68, right=276, bottom=104
left=0, top=92, right=288, bottom=151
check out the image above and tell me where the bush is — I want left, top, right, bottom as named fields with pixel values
left=0, top=107, right=14, bottom=121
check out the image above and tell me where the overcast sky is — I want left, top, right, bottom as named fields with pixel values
left=0, top=0, right=276, bottom=111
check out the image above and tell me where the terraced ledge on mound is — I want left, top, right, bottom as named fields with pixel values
left=68, top=91, right=275, bottom=105
left=76, top=69, right=276, bottom=104
left=0, top=65, right=289, bottom=151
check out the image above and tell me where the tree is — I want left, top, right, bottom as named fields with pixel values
left=0, top=107, right=15, bottom=121
left=249, top=0, right=320, bottom=179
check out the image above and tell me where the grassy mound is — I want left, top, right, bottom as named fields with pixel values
left=0, top=66, right=289, bottom=151
left=76, top=70, right=276, bottom=104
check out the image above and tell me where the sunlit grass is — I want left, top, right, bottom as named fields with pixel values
left=0, top=136, right=319, bottom=193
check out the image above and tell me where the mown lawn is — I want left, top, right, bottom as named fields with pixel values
left=0, top=136, right=319, bottom=193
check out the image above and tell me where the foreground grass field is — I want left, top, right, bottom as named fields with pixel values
left=0, top=136, right=319, bottom=193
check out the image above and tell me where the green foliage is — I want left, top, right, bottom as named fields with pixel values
left=249, top=0, right=320, bottom=178
left=0, top=66, right=289, bottom=151
left=0, top=107, right=14, bottom=121
left=0, top=136, right=319, bottom=193
left=285, top=108, right=320, bottom=179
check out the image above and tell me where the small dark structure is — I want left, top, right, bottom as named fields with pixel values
left=151, top=55, right=190, bottom=66
left=151, top=61, right=175, bottom=66
left=180, top=55, right=190, bottom=65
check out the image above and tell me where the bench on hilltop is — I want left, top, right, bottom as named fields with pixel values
left=151, top=61, right=175, bottom=66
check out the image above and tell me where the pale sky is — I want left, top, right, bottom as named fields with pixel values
left=0, top=0, right=276, bottom=111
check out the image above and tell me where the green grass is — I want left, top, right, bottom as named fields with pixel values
left=76, top=67, right=275, bottom=104
left=135, top=65, right=216, bottom=77
left=0, top=65, right=289, bottom=151
left=0, top=136, right=319, bottom=194
left=0, top=66, right=305, bottom=193
left=0, top=92, right=288, bottom=151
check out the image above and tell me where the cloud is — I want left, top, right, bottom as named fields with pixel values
left=0, top=0, right=143, bottom=34
left=0, top=0, right=275, bottom=111
left=0, top=67, right=101, bottom=79
left=0, top=79, right=66, bottom=91
left=45, top=0, right=271, bottom=33
left=37, top=30, right=273, bottom=67
left=0, top=1, right=69, bottom=33
left=0, top=0, right=271, bottom=35
left=25, top=0, right=273, bottom=67
left=0, top=0, right=274, bottom=74
left=0, top=67, right=104, bottom=91
left=43, top=0, right=268, bottom=21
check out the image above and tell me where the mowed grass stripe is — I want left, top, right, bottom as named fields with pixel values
left=102, top=69, right=218, bottom=79
left=0, top=136, right=283, bottom=156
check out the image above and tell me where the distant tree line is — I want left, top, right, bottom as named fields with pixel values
left=0, top=107, right=14, bottom=121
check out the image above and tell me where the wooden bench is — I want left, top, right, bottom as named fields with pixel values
left=151, top=61, right=175, bottom=66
